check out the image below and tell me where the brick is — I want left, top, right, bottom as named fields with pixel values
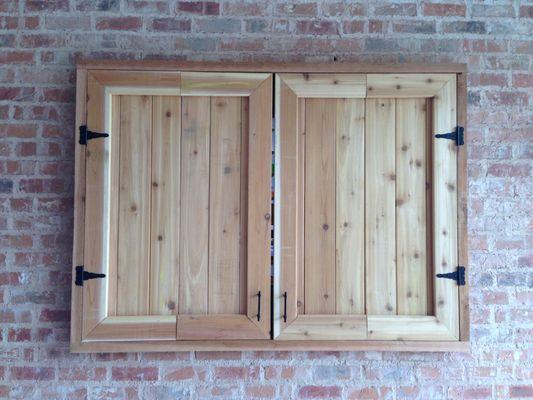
left=393, top=21, right=435, bottom=34
left=96, top=17, right=143, bottom=31
left=10, top=367, right=54, bottom=381
left=223, top=1, right=266, bottom=16
left=25, top=0, right=68, bottom=12
left=423, top=3, right=465, bottom=17
left=246, top=385, right=276, bottom=398
left=347, top=387, right=380, bottom=399
left=177, top=1, right=219, bottom=15
left=299, top=386, right=342, bottom=399
left=39, top=309, right=69, bottom=322
left=127, top=1, right=168, bottom=12
left=276, top=3, right=317, bottom=16
left=163, top=366, right=206, bottom=381
left=314, top=366, right=351, bottom=380
left=0, top=179, right=13, bottom=193
left=196, top=18, right=240, bottom=33
left=512, top=73, right=533, bottom=88
left=472, top=4, right=515, bottom=18
left=324, top=3, right=366, bottom=17
left=296, top=20, right=339, bottom=35
left=150, top=18, right=191, bottom=32
left=375, top=3, right=416, bottom=16
left=45, top=16, right=91, bottom=30
left=219, top=38, right=264, bottom=51
left=442, top=21, right=486, bottom=34
left=520, top=6, right=533, bottom=18
left=343, top=21, right=364, bottom=34
left=8, top=328, right=31, bottom=342
left=112, top=367, right=158, bottom=381
left=510, top=385, right=533, bottom=398
left=0, top=51, right=35, bottom=64
left=0, top=0, right=19, bottom=12
left=75, top=0, right=120, bottom=11
left=195, top=351, right=241, bottom=360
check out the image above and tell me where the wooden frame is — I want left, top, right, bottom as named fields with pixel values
left=274, top=73, right=461, bottom=342
left=72, top=61, right=468, bottom=353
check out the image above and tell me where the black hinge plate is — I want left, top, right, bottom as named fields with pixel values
left=436, top=266, right=465, bottom=286
left=79, top=125, right=109, bottom=145
left=435, top=126, right=464, bottom=146
left=75, top=266, right=106, bottom=286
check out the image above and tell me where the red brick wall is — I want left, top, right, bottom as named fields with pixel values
left=1, top=1, right=531, bottom=399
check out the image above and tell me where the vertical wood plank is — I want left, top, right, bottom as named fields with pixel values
left=336, top=99, right=365, bottom=314
left=279, top=79, right=299, bottom=330
left=425, top=98, right=435, bottom=316
left=179, top=97, right=211, bottom=314
left=83, top=74, right=108, bottom=335
left=72, top=68, right=87, bottom=343
left=117, top=95, right=152, bottom=316
left=434, top=77, right=459, bottom=339
left=247, top=76, right=272, bottom=337
left=209, top=96, right=242, bottom=314
left=150, top=96, right=181, bottom=315
left=297, top=98, right=306, bottom=316
left=240, top=97, right=249, bottom=314
left=305, top=99, right=336, bottom=315
left=396, top=98, right=427, bottom=315
left=457, top=72, right=469, bottom=341
left=107, top=95, right=121, bottom=317
left=365, top=98, right=396, bottom=315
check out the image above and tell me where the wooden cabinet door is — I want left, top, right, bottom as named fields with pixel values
left=75, top=70, right=272, bottom=342
left=274, top=73, right=462, bottom=341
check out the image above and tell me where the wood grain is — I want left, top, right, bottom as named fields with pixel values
left=117, top=95, right=152, bottom=316
left=150, top=96, right=181, bottom=315
left=433, top=76, right=459, bottom=339
left=80, top=60, right=467, bottom=74
left=278, top=79, right=299, bottom=332
left=71, top=68, right=87, bottom=346
left=181, top=72, right=270, bottom=96
left=297, top=99, right=306, bottom=316
left=335, top=99, right=365, bottom=314
left=279, top=73, right=366, bottom=98
left=396, top=98, right=427, bottom=315
left=365, top=98, right=396, bottom=315
left=278, top=315, right=367, bottom=340
left=304, top=99, right=336, bottom=314
left=457, top=72, right=469, bottom=341
left=177, top=315, right=266, bottom=340
left=368, top=315, right=456, bottom=341
left=83, top=73, right=108, bottom=336
left=85, top=316, right=176, bottom=341
left=179, top=97, right=211, bottom=314
left=90, top=70, right=181, bottom=91
left=247, top=76, right=273, bottom=337
left=208, top=96, right=242, bottom=314
left=367, top=74, right=453, bottom=98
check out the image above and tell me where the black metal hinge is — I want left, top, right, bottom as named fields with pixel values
left=79, top=125, right=109, bottom=145
left=436, top=266, right=466, bottom=286
left=435, top=126, right=464, bottom=146
left=75, top=266, right=106, bottom=286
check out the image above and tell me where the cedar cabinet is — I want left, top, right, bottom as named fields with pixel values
left=71, top=62, right=468, bottom=352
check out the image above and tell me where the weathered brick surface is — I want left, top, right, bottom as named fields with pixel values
left=0, top=0, right=531, bottom=398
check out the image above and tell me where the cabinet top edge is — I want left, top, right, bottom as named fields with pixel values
left=77, top=59, right=467, bottom=74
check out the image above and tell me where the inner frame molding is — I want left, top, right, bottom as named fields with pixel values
left=71, top=61, right=468, bottom=353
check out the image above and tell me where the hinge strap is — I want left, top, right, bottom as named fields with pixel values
left=79, top=125, right=109, bottom=145
left=75, top=266, right=106, bottom=286
left=435, top=126, right=464, bottom=146
left=436, top=266, right=465, bottom=286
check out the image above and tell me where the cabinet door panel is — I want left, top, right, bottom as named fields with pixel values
left=78, top=71, right=272, bottom=342
left=275, top=73, right=460, bottom=341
